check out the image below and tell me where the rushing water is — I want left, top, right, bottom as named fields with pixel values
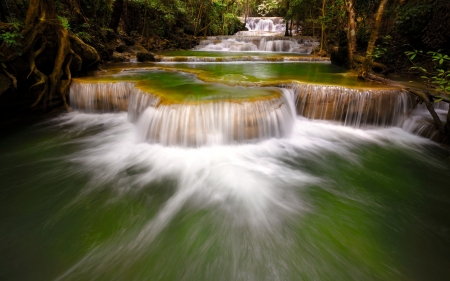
left=2, top=34, right=450, bottom=281
left=2, top=111, right=450, bottom=281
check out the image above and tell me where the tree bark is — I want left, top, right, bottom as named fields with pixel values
left=344, top=0, right=356, bottom=62
left=109, top=0, right=124, bottom=33
left=320, top=0, right=326, bottom=52
left=361, top=0, right=388, bottom=78
left=285, top=0, right=290, bottom=36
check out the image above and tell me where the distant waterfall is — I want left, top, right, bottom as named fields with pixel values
left=245, top=17, right=286, bottom=33
left=293, top=83, right=414, bottom=128
left=195, top=36, right=319, bottom=54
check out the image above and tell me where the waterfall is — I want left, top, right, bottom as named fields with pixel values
left=131, top=89, right=296, bottom=147
left=293, top=83, right=415, bottom=128
left=401, top=102, right=449, bottom=140
left=242, top=17, right=287, bottom=35
left=155, top=56, right=328, bottom=62
left=69, top=81, right=134, bottom=113
left=69, top=80, right=297, bottom=147
left=195, top=36, right=319, bottom=54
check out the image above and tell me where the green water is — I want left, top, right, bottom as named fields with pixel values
left=99, top=62, right=386, bottom=88
left=1, top=114, right=449, bottom=281
left=79, top=70, right=281, bottom=102
left=2, top=49, right=450, bottom=281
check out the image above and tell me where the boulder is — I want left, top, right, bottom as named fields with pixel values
left=111, top=52, right=128, bottom=62
left=136, top=51, right=156, bottom=62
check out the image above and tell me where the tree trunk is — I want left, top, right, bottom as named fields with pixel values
left=66, top=0, right=88, bottom=25
left=109, top=0, right=124, bottom=33
left=320, top=0, right=326, bottom=52
left=360, top=0, right=388, bottom=78
left=285, top=0, right=290, bottom=36
left=344, top=0, right=356, bottom=62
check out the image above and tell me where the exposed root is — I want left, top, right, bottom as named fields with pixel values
left=354, top=55, right=387, bottom=77
left=1, top=68, right=18, bottom=89
left=60, top=52, right=74, bottom=111
left=27, top=40, right=47, bottom=79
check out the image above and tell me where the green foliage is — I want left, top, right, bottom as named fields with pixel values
left=76, top=31, right=92, bottom=43
left=405, top=49, right=450, bottom=94
left=58, top=16, right=71, bottom=30
left=257, top=0, right=281, bottom=17
left=372, top=35, right=391, bottom=60
left=0, top=20, right=23, bottom=56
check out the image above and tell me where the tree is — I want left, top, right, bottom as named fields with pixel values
left=343, top=0, right=356, bottom=62
left=0, top=0, right=100, bottom=110
left=109, top=0, right=124, bottom=33
left=360, top=0, right=388, bottom=78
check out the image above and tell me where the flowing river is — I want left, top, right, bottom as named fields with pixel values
left=1, top=18, right=450, bottom=281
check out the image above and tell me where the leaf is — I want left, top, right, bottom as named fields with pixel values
left=411, top=54, right=416, bottom=60
left=440, top=58, right=444, bottom=64
left=434, top=98, right=443, bottom=103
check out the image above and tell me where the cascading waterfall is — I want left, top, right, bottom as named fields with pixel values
left=293, top=83, right=415, bottom=127
left=69, top=80, right=297, bottom=147
left=155, top=56, right=327, bottom=62
left=132, top=89, right=296, bottom=147
left=69, top=81, right=134, bottom=113
left=244, top=17, right=286, bottom=33
left=402, top=102, right=449, bottom=139
left=195, top=36, right=319, bottom=54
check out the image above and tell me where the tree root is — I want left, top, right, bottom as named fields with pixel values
left=2, top=0, right=100, bottom=112
left=354, top=55, right=387, bottom=75
left=1, top=68, right=17, bottom=89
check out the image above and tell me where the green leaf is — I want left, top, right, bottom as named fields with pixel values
left=411, top=54, right=416, bottom=60
left=440, top=58, right=444, bottom=64
left=434, top=98, right=443, bottom=103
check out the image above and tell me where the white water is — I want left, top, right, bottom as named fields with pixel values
left=70, top=82, right=134, bottom=113
left=133, top=89, right=296, bottom=146
left=402, top=102, right=449, bottom=138
left=54, top=109, right=431, bottom=280
left=243, top=17, right=286, bottom=34
left=195, top=36, right=319, bottom=54
left=293, top=83, right=414, bottom=128
left=69, top=79, right=445, bottom=142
